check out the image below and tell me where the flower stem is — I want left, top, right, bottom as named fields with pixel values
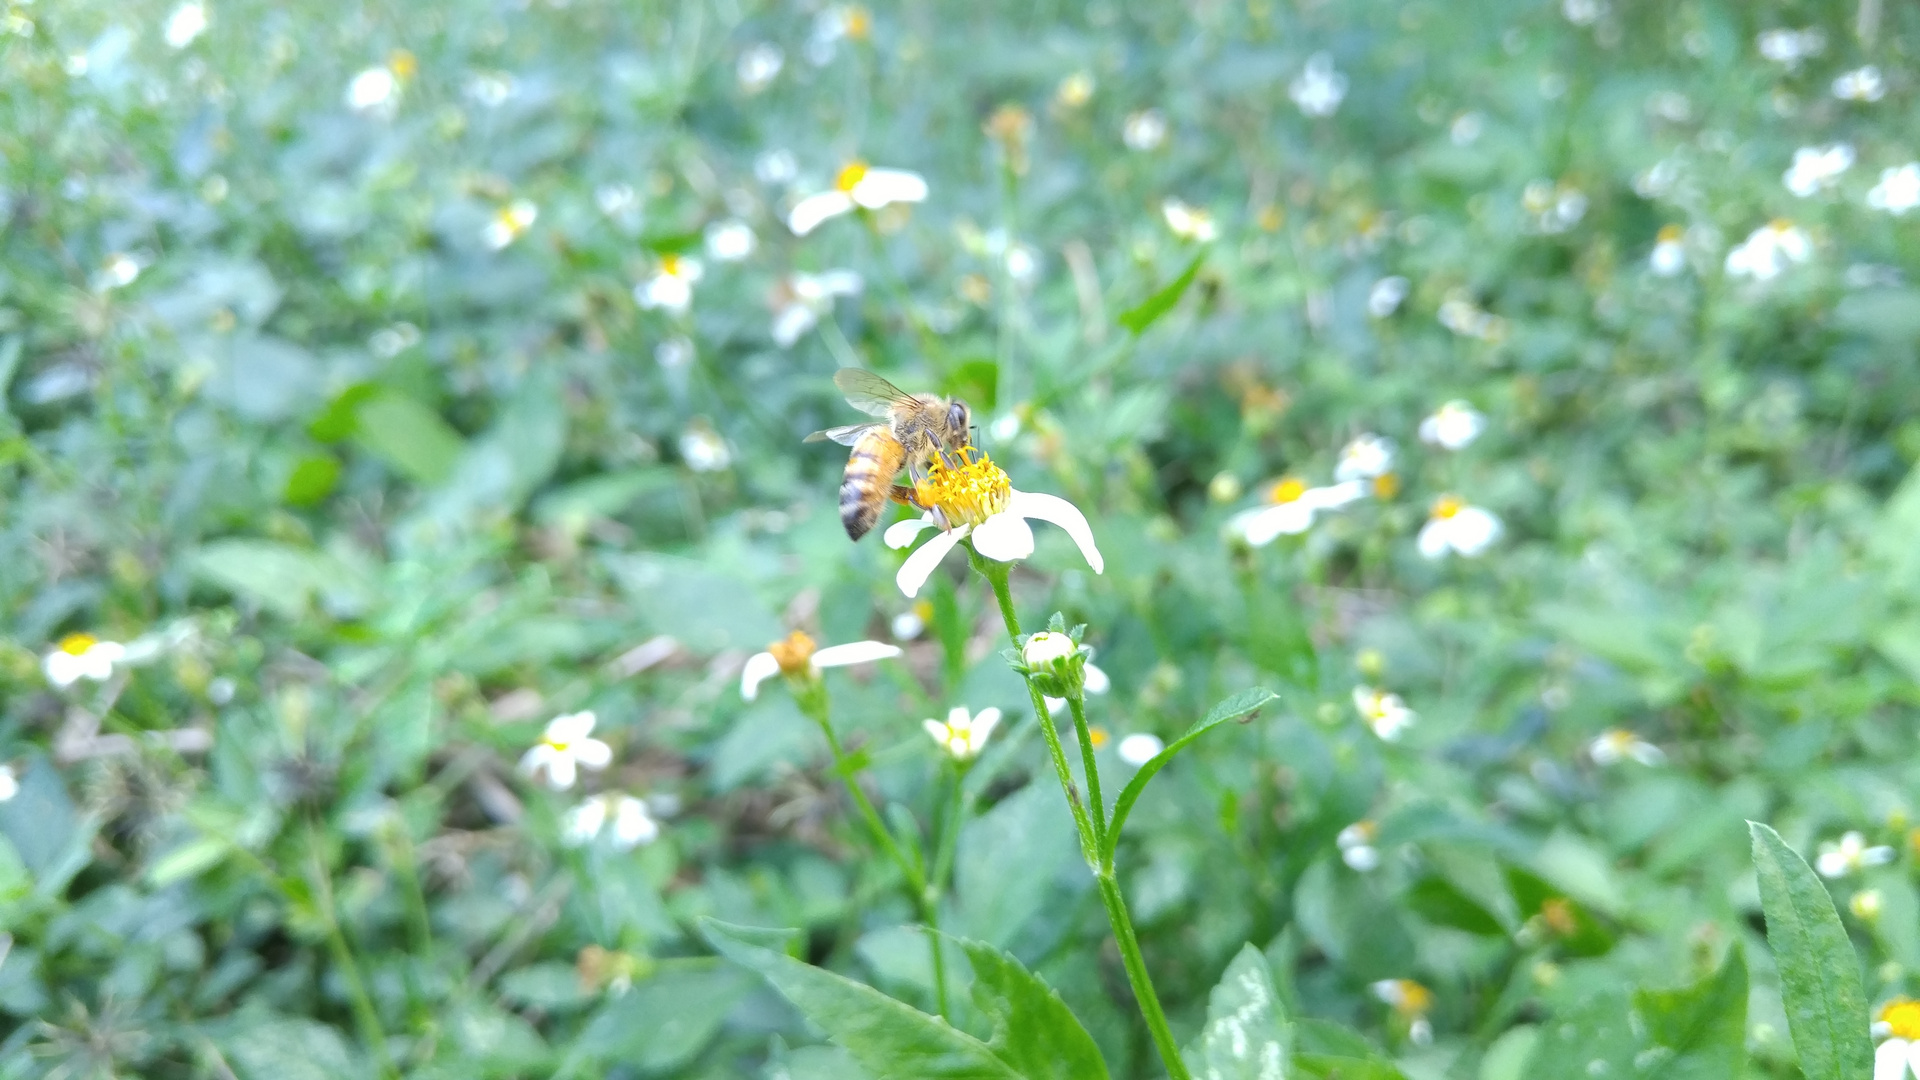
left=305, top=821, right=399, bottom=1080
left=1096, top=871, right=1192, bottom=1080
left=1066, top=694, right=1107, bottom=849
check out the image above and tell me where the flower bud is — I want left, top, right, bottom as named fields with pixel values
left=1018, top=628, right=1085, bottom=699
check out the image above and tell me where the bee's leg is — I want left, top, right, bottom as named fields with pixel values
left=889, top=484, right=921, bottom=507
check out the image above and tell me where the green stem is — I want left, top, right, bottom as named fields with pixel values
left=1066, top=694, right=1107, bottom=849
left=306, top=823, right=399, bottom=1080
left=1097, top=872, right=1192, bottom=1080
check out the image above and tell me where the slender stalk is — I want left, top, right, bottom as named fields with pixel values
left=305, top=823, right=399, bottom=1080
left=1096, top=873, right=1191, bottom=1080
left=1066, top=695, right=1107, bottom=847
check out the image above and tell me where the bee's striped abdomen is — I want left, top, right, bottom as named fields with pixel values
left=841, top=430, right=906, bottom=540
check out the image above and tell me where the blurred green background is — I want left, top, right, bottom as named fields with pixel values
left=3, top=0, right=1920, bottom=1075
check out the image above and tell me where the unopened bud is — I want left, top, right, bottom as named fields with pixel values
left=1018, top=628, right=1086, bottom=699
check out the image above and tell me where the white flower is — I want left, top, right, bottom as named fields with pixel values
left=1522, top=180, right=1588, bottom=233
left=787, top=162, right=927, bottom=236
left=1589, top=729, right=1666, bottom=766
left=1023, top=631, right=1077, bottom=666
left=805, top=5, right=870, bottom=66
left=1353, top=686, right=1416, bottom=741
left=164, top=2, right=207, bottom=48
left=1290, top=53, right=1348, bottom=117
left=678, top=421, right=731, bottom=472
left=1869, top=165, right=1920, bottom=215
left=482, top=200, right=538, bottom=250
left=44, top=634, right=127, bottom=688
left=1418, top=496, right=1501, bottom=559
left=1116, top=732, right=1164, bottom=767
left=1227, top=478, right=1368, bottom=546
left=1044, top=662, right=1109, bottom=717
left=1725, top=220, right=1812, bottom=281
left=1122, top=109, right=1167, bottom=151
left=564, top=794, right=660, bottom=850
left=1367, top=276, right=1410, bottom=318
left=1816, top=831, right=1895, bottom=879
left=1833, top=65, right=1886, bottom=102
left=739, top=631, right=902, bottom=701
left=1437, top=294, right=1508, bottom=341
left=704, top=220, right=757, bottom=262
left=1757, top=27, right=1823, bottom=68
left=1338, top=821, right=1381, bottom=871
left=755, top=149, right=798, bottom=186
left=95, top=253, right=141, bottom=291
left=771, top=270, right=863, bottom=347
left=891, top=605, right=927, bottom=641
left=346, top=66, right=399, bottom=113
left=636, top=254, right=703, bottom=312
left=1372, top=979, right=1435, bottom=1045
left=1649, top=225, right=1687, bottom=276
left=1418, top=401, right=1485, bottom=450
left=466, top=73, right=515, bottom=108
left=595, top=183, right=640, bottom=222
left=736, top=43, right=784, bottom=93
left=884, top=454, right=1103, bottom=599
left=0, top=764, right=14, bottom=802
left=1784, top=144, right=1855, bottom=197
left=1874, top=999, right=1920, bottom=1080
left=1161, top=199, right=1217, bottom=242
left=923, top=706, right=1002, bottom=760
left=1561, top=0, right=1604, bottom=26
left=1335, top=435, right=1395, bottom=482
left=655, top=336, right=694, bottom=371
left=519, top=712, right=613, bottom=791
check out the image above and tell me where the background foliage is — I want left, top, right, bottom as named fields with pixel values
left=2, top=0, right=1919, bottom=1075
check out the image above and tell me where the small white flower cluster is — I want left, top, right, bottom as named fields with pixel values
left=788, top=162, right=927, bottom=236
left=1289, top=53, right=1348, bottom=118
left=1832, top=65, right=1886, bottom=102
left=1783, top=144, right=1853, bottom=197
left=1725, top=220, right=1811, bottom=282
left=1352, top=686, right=1416, bottom=741
left=1815, top=831, right=1894, bottom=879
left=1338, top=820, right=1381, bottom=870
left=482, top=200, right=538, bottom=251
left=1756, top=27, right=1824, bottom=69
left=1521, top=180, right=1588, bottom=234
left=1161, top=199, right=1217, bottom=242
left=772, top=270, right=863, bottom=348
left=1588, top=729, right=1664, bottom=767
left=518, top=710, right=665, bottom=850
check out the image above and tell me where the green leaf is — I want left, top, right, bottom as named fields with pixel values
left=567, top=965, right=753, bottom=1073
left=351, top=391, right=465, bottom=486
left=220, top=1017, right=362, bottom=1080
left=1102, top=688, right=1279, bottom=866
left=1634, top=948, right=1748, bottom=1080
left=1118, top=253, right=1205, bottom=335
left=1747, top=821, right=1874, bottom=1080
left=1183, top=944, right=1290, bottom=1080
left=958, top=937, right=1110, bottom=1080
left=283, top=453, right=341, bottom=506
left=190, top=539, right=367, bottom=619
left=702, top=919, right=1022, bottom=1079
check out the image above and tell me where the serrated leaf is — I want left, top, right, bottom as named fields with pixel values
left=1102, top=688, right=1279, bottom=866
left=1183, top=944, right=1290, bottom=1080
left=958, top=937, right=1110, bottom=1080
left=1748, top=822, right=1874, bottom=1080
left=1119, top=253, right=1205, bottom=335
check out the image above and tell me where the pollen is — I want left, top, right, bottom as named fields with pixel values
left=1269, top=477, right=1307, bottom=504
left=766, top=630, right=819, bottom=676
left=835, top=161, right=870, bottom=193
left=1881, top=998, right=1920, bottom=1040
left=914, top=447, right=1012, bottom=529
left=1432, top=494, right=1464, bottom=520
left=58, top=633, right=98, bottom=655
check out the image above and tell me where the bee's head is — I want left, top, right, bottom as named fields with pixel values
left=946, top=399, right=973, bottom=447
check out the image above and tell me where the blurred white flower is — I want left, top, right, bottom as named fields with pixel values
left=1161, top=199, right=1217, bottom=242
left=1044, top=662, right=1109, bottom=716
left=1418, top=495, right=1501, bottom=559
left=1649, top=224, right=1687, bottom=276
left=520, top=711, right=612, bottom=791
left=1337, top=820, right=1380, bottom=871
left=44, top=634, right=126, bottom=687
left=1353, top=686, right=1416, bottom=741
left=704, top=220, right=757, bottom=262
left=564, top=794, right=660, bottom=849
left=1869, top=165, right=1920, bottom=215
left=1833, top=65, right=1886, bottom=102
left=788, top=162, right=927, bottom=236
left=1589, top=729, right=1666, bottom=766
left=346, top=66, right=399, bottom=113
left=771, top=269, right=863, bottom=348
left=1290, top=53, right=1348, bottom=117
left=1056, top=71, right=1095, bottom=109
left=1523, top=180, right=1587, bottom=233
left=1004, top=244, right=1039, bottom=284
left=1561, top=0, right=1605, bottom=26
left=636, top=254, right=703, bottom=312
left=0, top=764, right=16, bottom=803
left=755, top=149, right=798, bottom=186
left=1449, top=112, right=1484, bottom=146
left=1873, top=998, right=1920, bottom=1078
left=1228, top=478, right=1367, bottom=547
left=1784, top=144, right=1854, bottom=197
left=1117, top=732, right=1164, bottom=767
left=482, top=200, right=538, bottom=250
left=1367, top=276, right=1410, bottom=318
left=891, top=601, right=932, bottom=641
left=924, top=706, right=1002, bottom=760
left=1724, top=220, right=1811, bottom=281
left=465, top=72, right=515, bottom=108
left=736, top=43, right=783, bottom=93
left=678, top=421, right=730, bottom=472
left=1756, top=27, right=1824, bottom=69
left=1372, top=979, right=1434, bottom=1044
left=806, top=5, right=870, bottom=66
left=163, top=2, right=207, bottom=48
left=1437, top=293, right=1508, bottom=341
left=1855, top=889, right=1885, bottom=922
left=94, top=253, right=141, bottom=291
left=1817, top=831, right=1895, bottom=879
left=1335, top=434, right=1395, bottom=482
left=595, top=183, right=639, bottom=222
left=740, top=631, right=899, bottom=700
left=1635, top=158, right=1680, bottom=199
left=655, top=336, right=694, bottom=372
left=1122, top=109, right=1168, bottom=151
left=1419, top=400, right=1484, bottom=449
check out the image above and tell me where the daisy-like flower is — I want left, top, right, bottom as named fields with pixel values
left=736, top=43, right=783, bottom=94
left=44, top=634, right=127, bottom=688
left=740, top=630, right=902, bottom=701
left=564, top=793, right=660, bottom=850
left=1418, top=495, right=1501, bottom=559
left=1116, top=732, right=1164, bottom=767
left=164, top=2, right=207, bottom=48
left=1371, top=979, right=1435, bottom=1046
left=1290, top=53, right=1348, bottom=117
left=891, top=599, right=933, bottom=641
left=636, top=254, right=703, bottom=313
left=1122, top=109, right=1168, bottom=151
left=704, top=220, right=757, bottom=262
left=1869, top=165, right=1920, bottom=216
left=1725, top=220, right=1812, bottom=281
left=1335, top=435, right=1395, bottom=483
left=678, top=421, right=731, bottom=472
left=1649, top=224, right=1687, bottom=276
left=805, top=4, right=870, bottom=66
left=1784, top=144, right=1855, bottom=197
left=520, top=712, right=613, bottom=791
left=1338, top=820, right=1381, bottom=871
left=1419, top=400, right=1485, bottom=450
left=1043, top=662, right=1109, bottom=716
left=1834, top=65, right=1887, bottom=103
left=346, top=52, right=415, bottom=116
left=94, top=254, right=141, bottom=292
left=1367, top=276, right=1410, bottom=318
left=482, top=200, right=538, bottom=250
left=883, top=448, right=1104, bottom=599
left=1353, top=686, right=1416, bottom=741
left=787, top=161, right=928, bottom=236
left=1816, top=831, right=1895, bottom=879
left=771, top=270, right=863, bottom=348
left=1874, top=997, right=1920, bottom=1079
left=1161, top=199, right=1218, bottom=242
left=1227, top=477, right=1368, bottom=547
left=923, top=706, right=1002, bottom=760
left=1589, top=729, right=1666, bottom=766
left=1757, top=27, right=1824, bottom=69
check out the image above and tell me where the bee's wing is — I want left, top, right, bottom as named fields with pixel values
left=803, top=422, right=880, bottom=446
left=833, top=368, right=917, bottom=418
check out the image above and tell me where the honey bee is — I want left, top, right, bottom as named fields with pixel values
left=804, top=368, right=973, bottom=541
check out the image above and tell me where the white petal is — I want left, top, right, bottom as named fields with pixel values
left=563, top=799, right=608, bottom=846
left=788, top=190, right=855, bottom=235
left=884, top=516, right=937, bottom=549
left=1084, top=663, right=1110, bottom=695
left=1864, top=846, right=1897, bottom=867
left=818, top=269, right=864, bottom=295
left=771, top=304, right=817, bottom=347
left=740, top=651, right=781, bottom=700
left=852, top=169, right=928, bottom=207
left=90, top=641, right=128, bottom=662
left=43, top=652, right=81, bottom=687
left=0, top=769, right=16, bottom=802
left=971, top=511, right=1036, bottom=563
left=923, top=718, right=952, bottom=745
left=1448, top=507, right=1502, bottom=555
left=1117, top=733, right=1164, bottom=766
left=546, top=754, right=579, bottom=790
left=947, top=706, right=971, bottom=727
left=1044, top=695, right=1067, bottom=716
left=519, top=744, right=556, bottom=777
left=813, top=640, right=904, bottom=668
left=1904, top=1038, right=1920, bottom=1079
left=1816, top=851, right=1849, bottom=878
left=1305, top=480, right=1368, bottom=510
left=1417, top=519, right=1450, bottom=559
left=1243, top=502, right=1313, bottom=546
left=1877, top=1039, right=1910, bottom=1080
left=612, top=798, right=660, bottom=848
left=971, top=707, right=1003, bottom=745
left=547, top=710, right=597, bottom=742
left=896, top=526, right=967, bottom=598
left=573, top=738, right=613, bottom=769
left=1007, top=490, right=1103, bottom=573
left=1342, top=845, right=1381, bottom=871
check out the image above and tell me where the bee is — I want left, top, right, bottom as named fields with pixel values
left=804, top=368, right=973, bottom=541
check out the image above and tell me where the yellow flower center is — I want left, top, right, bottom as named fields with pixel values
left=1269, top=478, right=1307, bottom=505
left=661, top=253, right=684, bottom=277
left=388, top=49, right=418, bottom=81
left=1657, top=224, right=1683, bottom=243
left=59, top=633, right=98, bottom=656
left=1393, top=980, right=1433, bottom=1015
left=914, top=448, right=1013, bottom=529
left=1540, top=897, right=1578, bottom=936
left=1088, top=726, right=1110, bottom=749
left=767, top=630, right=819, bottom=676
left=835, top=161, right=870, bottom=193
left=843, top=6, right=871, bottom=39
left=1372, top=472, right=1400, bottom=499
left=1882, top=999, right=1920, bottom=1040
left=1768, top=217, right=1794, bottom=235
left=1432, top=495, right=1464, bottom=520
left=1347, top=820, right=1378, bottom=842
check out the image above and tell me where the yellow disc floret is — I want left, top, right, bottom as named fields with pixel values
left=835, top=161, right=870, bottom=193
left=914, top=448, right=1013, bottom=529
left=1882, top=998, right=1920, bottom=1040
left=1432, top=494, right=1464, bottom=520
left=58, top=633, right=98, bottom=655
left=1269, top=477, right=1307, bottom=504
left=767, top=630, right=819, bottom=676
